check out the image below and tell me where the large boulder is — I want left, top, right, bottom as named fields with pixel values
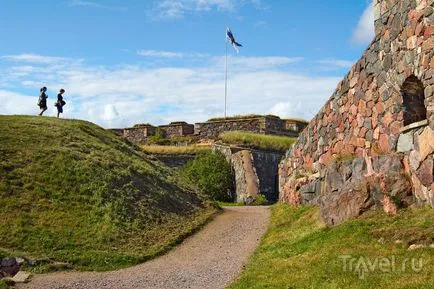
left=280, top=154, right=413, bottom=226
left=319, top=155, right=412, bottom=226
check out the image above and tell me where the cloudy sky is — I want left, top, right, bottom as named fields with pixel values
left=0, top=0, right=374, bottom=128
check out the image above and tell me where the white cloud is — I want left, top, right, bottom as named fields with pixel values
left=149, top=0, right=259, bottom=20
left=69, top=1, right=127, bottom=11
left=1, top=54, right=78, bottom=65
left=318, top=58, right=355, bottom=70
left=352, top=2, right=375, bottom=45
left=0, top=90, right=37, bottom=115
left=137, top=50, right=208, bottom=58
left=0, top=54, right=340, bottom=128
left=217, top=56, right=304, bottom=71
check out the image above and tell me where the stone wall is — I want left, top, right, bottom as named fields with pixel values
left=279, top=0, right=434, bottom=225
left=115, top=117, right=306, bottom=143
left=160, top=122, right=194, bottom=139
left=123, top=124, right=156, bottom=143
left=196, top=118, right=262, bottom=139
left=196, top=116, right=302, bottom=140
left=285, top=119, right=309, bottom=133
left=214, top=144, right=283, bottom=203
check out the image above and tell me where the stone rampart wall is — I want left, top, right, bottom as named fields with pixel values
left=196, top=117, right=302, bottom=139
left=196, top=119, right=263, bottom=139
left=279, top=0, right=434, bottom=225
left=160, top=123, right=195, bottom=139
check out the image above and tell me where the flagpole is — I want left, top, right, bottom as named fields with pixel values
left=224, top=37, right=228, bottom=119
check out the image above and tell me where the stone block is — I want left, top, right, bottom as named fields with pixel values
left=416, top=126, right=434, bottom=161
left=6, top=271, right=32, bottom=283
left=416, top=158, right=433, bottom=187
left=397, top=132, right=414, bottom=152
left=407, top=36, right=418, bottom=49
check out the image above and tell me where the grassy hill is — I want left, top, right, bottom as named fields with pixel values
left=230, top=205, right=434, bottom=289
left=0, top=115, right=218, bottom=271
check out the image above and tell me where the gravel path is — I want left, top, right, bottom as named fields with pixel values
left=19, top=206, right=270, bottom=289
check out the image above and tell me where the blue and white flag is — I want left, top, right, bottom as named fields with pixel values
left=226, top=27, right=242, bottom=53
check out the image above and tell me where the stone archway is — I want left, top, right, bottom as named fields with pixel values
left=401, top=75, right=427, bottom=126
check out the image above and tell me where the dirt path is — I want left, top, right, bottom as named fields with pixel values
left=19, top=206, right=270, bottom=289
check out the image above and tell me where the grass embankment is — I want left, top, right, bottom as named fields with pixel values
left=141, top=145, right=211, bottom=155
left=208, top=114, right=280, bottom=122
left=219, top=131, right=296, bottom=152
left=0, top=115, right=218, bottom=272
left=230, top=205, right=434, bottom=289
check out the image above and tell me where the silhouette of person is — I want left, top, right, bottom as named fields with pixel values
left=38, top=87, right=48, bottom=116
left=55, top=89, right=66, bottom=118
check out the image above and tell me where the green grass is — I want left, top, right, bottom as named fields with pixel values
left=0, top=115, right=219, bottom=272
left=219, top=131, right=296, bottom=152
left=230, top=205, right=434, bottom=289
left=207, top=114, right=280, bottom=122
left=216, top=201, right=244, bottom=206
left=141, top=145, right=211, bottom=155
left=0, top=280, right=11, bottom=289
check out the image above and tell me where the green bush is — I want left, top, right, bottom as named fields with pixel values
left=252, top=194, right=268, bottom=206
left=147, top=128, right=170, bottom=145
left=182, top=151, right=233, bottom=201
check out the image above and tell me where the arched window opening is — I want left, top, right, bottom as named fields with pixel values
left=401, top=75, right=427, bottom=126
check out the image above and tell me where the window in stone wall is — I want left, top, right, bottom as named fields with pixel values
left=401, top=75, right=427, bottom=126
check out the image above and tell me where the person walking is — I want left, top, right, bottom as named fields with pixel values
left=55, top=89, right=66, bottom=118
left=37, top=87, right=48, bottom=116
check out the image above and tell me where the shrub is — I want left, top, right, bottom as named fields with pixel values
left=182, top=151, right=233, bottom=201
left=252, top=194, right=268, bottom=206
left=147, top=128, right=170, bottom=145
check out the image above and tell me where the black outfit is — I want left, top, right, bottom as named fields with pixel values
left=38, top=92, right=48, bottom=109
left=56, top=94, right=64, bottom=113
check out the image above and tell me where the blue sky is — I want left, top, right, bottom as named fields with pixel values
left=0, top=0, right=375, bottom=127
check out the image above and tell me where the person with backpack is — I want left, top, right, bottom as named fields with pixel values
left=37, top=87, right=48, bottom=116
left=55, top=89, right=66, bottom=118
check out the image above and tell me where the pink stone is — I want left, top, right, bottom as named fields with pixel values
left=374, top=127, right=380, bottom=140
left=334, top=141, right=344, bottom=154
left=384, top=29, right=391, bottom=40
left=372, top=114, right=378, bottom=129
left=350, top=73, right=359, bottom=88
left=416, top=159, right=433, bottom=187
left=417, top=126, right=434, bottom=161
left=319, top=151, right=332, bottom=166
left=409, top=10, right=423, bottom=22
left=382, top=112, right=394, bottom=127
left=407, top=36, right=418, bottom=49
left=383, top=195, right=398, bottom=215
left=423, top=38, right=434, bottom=52
left=358, top=100, right=367, bottom=116
left=415, top=22, right=424, bottom=36
left=350, top=104, right=358, bottom=116
left=359, top=127, right=368, bottom=138
left=390, top=121, right=401, bottom=135
left=357, top=114, right=364, bottom=128
left=375, top=102, right=384, bottom=114
left=424, top=25, right=434, bottom=38
left=403, top=156, right=411, bottom=176
left=304, top=155, right=313, bottom=169
left=379, top=133, right=390, bottom=153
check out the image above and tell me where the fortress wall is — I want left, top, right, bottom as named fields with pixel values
left=279, top=0, right=434, bottom=225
